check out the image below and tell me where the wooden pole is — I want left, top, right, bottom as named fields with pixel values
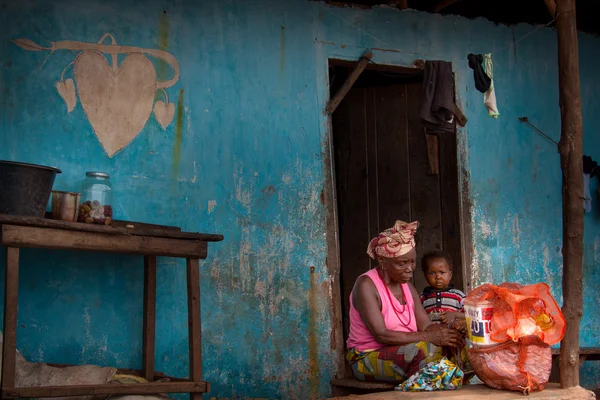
left=555, top=0, right=584, bottom=389
left=326, top=51, right=372, bottom=114
left=544, top=0, right=557, bottom=17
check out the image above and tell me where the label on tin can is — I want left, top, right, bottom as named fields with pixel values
left=465, top=302, right=495, bottom=346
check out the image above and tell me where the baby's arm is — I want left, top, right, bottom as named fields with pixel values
left=440, top=311, right=465, bottom=324
left=440, top=311, right=467, bottom=336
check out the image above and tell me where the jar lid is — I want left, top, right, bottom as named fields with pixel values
left=86, top=171, right=110, bottom=179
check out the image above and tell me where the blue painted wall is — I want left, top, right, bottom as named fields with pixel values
left=1, top=0, right=600, bottom=398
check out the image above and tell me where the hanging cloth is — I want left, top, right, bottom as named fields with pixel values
left=420, top=60, right=455, bottom=134
left=467, top=54, right=491, bottom=93
left=484, top=54, right=500, bottom=118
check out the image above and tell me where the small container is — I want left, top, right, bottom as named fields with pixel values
left=464, top=299, right=495, bottom=347
left=78, top=171, right=113, bottom=225
left=51, top=191, right=81, bottom=222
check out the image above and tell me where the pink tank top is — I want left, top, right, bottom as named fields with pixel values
left=347, top=268, right=417, bottom=351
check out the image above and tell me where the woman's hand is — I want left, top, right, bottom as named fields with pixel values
left=450, top=319, right=468, bottom=337
left=423, top=328, right=465, bottom=348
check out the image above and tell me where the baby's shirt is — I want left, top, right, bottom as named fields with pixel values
left=420, top=285, right=466, bottom=323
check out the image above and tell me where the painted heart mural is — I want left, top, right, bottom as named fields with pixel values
left=12, top=34, right=181, bottom=157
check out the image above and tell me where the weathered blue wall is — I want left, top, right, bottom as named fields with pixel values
left=1, top=0, right=600, bottom=398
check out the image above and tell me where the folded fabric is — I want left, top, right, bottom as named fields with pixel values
left=396, top=357, right=464, bottom=392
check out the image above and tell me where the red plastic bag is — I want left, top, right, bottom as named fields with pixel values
left=466, top=283, right=565, bottom=393
left=466, top=282, right=565, bottom=345
left=468, top=336, right=552, bottom=394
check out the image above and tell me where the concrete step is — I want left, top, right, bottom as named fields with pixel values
left=327, top=383, right=595, bottom=399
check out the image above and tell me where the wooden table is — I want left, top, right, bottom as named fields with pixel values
left=0, top=214, right=223, bottom=399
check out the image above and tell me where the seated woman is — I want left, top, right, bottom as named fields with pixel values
left=346, top=220, right=465, bottom=383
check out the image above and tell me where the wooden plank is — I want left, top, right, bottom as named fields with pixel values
left=550, top=347, right=600, bottom=356
left=433, top=0, right=462, bottom=12
left=406, top=82, right=442, bottom=291
left=2, top=213, right=129, bottom=234
left=425, top=132, right=440, bottom=175
left=45, top=364, right=167, bottom=379
left=453, top=103, right=467, bottom=127
left=331, top=377, right=395, bottom=389
left=323, top=112, right=347, bottom=378
left=111, top=220, right=181, bottom=232
left=2, top=381, right=209, bottom=398
left=332, top=88, right=370, bottom=340
left=45, top=213, right=182, bottom=232
left=375, top=84, right=411, bottom=230
left=556, top=0, right=584, bottom=389
left=1, top=247, right=19, bottom=390
left=125, top=227, right=223, bottom=242
left=326, top=51, right=373, bottom=114
left=43, top=364, right=205, bottom=382
left=0, top=214, right=223, bottom=242
left=186, top=259, right=203, bottom=389
left=365, top=87, right=380, bottom=243
left=330, top=59, right=422, bottom=76
left=1, top=225, right=208, bottom=259
left=439, top=131, right=465, bottom=291
left=142, top=256, right=157, bottom=381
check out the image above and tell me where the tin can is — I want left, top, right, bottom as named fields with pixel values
left=464, top=299, right=495, bottom=346
left=51, top=191, right=81, bottom=222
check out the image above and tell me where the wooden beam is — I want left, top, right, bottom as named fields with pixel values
left=326, top=51, right=373, bottom=114
left=0, top=213, right=224, bottom=242
left=1, top=225, right=208, bottom=259
left=433, top=0, right=462, bottom=12
left=425, top=132, right=439, bottom=175
left=142, top=256, right=157, bottom=382
left=1, top=248, right=19, bottom=391
left=453, top=103, right=468, bottom=127
left=187, top=258, right=203, bottom=400
left=555, top=0, right=584, bottom=389
left=2, top=381, right=209, bottom=398
left=544, top=0, right=557, bottom=16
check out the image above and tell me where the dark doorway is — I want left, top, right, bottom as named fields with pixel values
left=329, top=61, right=464, bottom=340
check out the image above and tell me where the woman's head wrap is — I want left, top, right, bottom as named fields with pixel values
left=367, top=220, right=419, bottom=259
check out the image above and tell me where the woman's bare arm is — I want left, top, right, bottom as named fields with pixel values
left=352, top=277, right=461, bottom=347
left=353, top=277, right=426, bottom=345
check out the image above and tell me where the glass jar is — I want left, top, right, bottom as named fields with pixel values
left=78, top=171, right=114, bottom=225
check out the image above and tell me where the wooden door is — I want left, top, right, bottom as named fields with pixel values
left=332, top=81, right=463, bottom=340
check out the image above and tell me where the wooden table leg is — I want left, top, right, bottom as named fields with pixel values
left=2, top=247, right=20, bottom=393
left=186, top=258, right=202, bottom=400
left=142, top=256, right=157, bottom=382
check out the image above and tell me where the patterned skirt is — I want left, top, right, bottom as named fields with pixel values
left=346, top=342, right=469, bottom=383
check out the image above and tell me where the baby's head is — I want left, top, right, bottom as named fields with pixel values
left=421, top=250, right=453, bottom=290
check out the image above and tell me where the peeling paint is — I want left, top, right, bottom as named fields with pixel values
left=208, top=200, right=217, bottom=213
left=308, top=266, right=320, bottom=399
left=479, top=219, right=492, bottom=238
left=171, top=89, right=185, bottom=177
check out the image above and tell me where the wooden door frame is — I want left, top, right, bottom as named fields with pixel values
left=323, top=58, right=474, bottom=379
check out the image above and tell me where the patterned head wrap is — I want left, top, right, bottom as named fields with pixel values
left=367, top=220, right=419, bottom=259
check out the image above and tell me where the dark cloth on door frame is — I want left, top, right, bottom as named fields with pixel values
left=420, top=61, right=455, bottom=134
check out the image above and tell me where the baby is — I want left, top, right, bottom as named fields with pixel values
left=419, top=250, right=466, bottom=328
